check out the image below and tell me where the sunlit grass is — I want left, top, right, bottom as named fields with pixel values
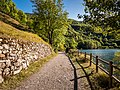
left=0, top=21, right=50, bottom=46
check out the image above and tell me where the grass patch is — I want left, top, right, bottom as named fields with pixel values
left=0, top=52, right=57, bottom=90
left=0, top=21, right=50, bottom=46
left=115, top=52, right=120, bottom=56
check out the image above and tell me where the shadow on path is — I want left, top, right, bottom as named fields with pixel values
left=67, top=54, right=94, bottom=90
left=76, top=59, right=94, bottom=90
left=68, top=56, right=78, bottom=90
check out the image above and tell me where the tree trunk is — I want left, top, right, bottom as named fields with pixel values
left=48, top=31, right=53, bottom=46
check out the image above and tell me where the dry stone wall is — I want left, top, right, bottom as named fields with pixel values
left=0, top=37, right=52, bottom=83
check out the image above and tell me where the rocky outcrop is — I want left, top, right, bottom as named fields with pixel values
left=0, top=37, right=52, bottom=83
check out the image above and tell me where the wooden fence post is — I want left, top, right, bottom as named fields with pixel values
left=90, top=53, right=92, bottom=66
left=80, top=52, right=82, bottom=55
left=109, top=61, right=113, bottom=88
left=78, top=50, right=79, bottom=57
left=96, top=56, right=98, bottom=73
left=72, top=52, right=73, bottom=55
left=85, top=52, right=86, bottom=61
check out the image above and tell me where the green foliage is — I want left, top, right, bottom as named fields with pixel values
left=77, top=39, right=101, bottom=49
left=83, top=0, right=120, bottom=30
left=31, top=0, right=68, bottom=51
left=65, top=38, right=78, bottom=49
left=53, top=27, right=67, bottom=51
left=77, top=0, right=120, bottom=49
left=93, top=26, right=103, bottom=33
left=113, top=52, right=120, bottom=66
left=0, top=0, right=27, bottom=25
left=1, top=0, right=119, bottom=50
left=69, top=18, right=120, bottom=49
left=64, top=26, right=80, bottom=49
left=113, top=52, right=120, bottom=85
left=91, top=73, right=110, bottom=89
left=17, top=10, right=27, bottom=24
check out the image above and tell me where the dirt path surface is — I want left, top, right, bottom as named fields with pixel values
left=15, top=52, right=90, bottom=90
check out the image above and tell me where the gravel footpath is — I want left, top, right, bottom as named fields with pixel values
left=15, top=52, right=90, bottom=90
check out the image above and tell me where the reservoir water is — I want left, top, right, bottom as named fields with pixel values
left=80, top=49, right=120, bottom=62
left=80, top=49, right=120, bottom=79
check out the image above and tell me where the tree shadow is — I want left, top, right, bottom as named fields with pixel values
left=70, top=71, right=93, bottom=81
left=66, top=54, right=94, bottom=90
left=71, top=66, right=90, bottom=71
left=76, top=59, right=94, bottom=90
left=68, top=56, right=78, bottom=90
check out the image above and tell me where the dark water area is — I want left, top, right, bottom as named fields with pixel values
left=80, top=49, right=120, bottom=63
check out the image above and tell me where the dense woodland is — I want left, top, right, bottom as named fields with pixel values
left=0, top=0, right=120, bottom=51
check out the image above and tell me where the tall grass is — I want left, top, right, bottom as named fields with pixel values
left=0, top=21, right=49, bottom=45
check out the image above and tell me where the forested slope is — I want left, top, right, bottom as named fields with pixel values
left=68, top=19, right=120, bottom=49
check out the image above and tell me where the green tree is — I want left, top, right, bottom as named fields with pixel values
left=83, top=0, right=120, bottom=30
left=53, top=27, right=67, bottom=51
left=0, top=0, right=27, bottom=24
left=18, top=10, right=27, bottom=24
left=64, top=26, right=80, bottom=49
left=0, top=0, right=11, bottom=14
left=31, top=0, right=68, bottom=46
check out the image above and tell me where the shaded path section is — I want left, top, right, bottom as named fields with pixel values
left=15, top=52, right=74, bottom=90
left=76, top=59, right=93, bottom=90
left=68, top=57, right=78, bottom=90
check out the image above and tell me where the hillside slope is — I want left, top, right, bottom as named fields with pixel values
left=0, top=21, right=48, bottom=45
left=0, top=19, right=52, bottom=84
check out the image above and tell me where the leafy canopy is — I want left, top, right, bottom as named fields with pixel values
left=82, top=0, right=120, bottom=30
left=31, top=0, right=68, bottom=47
left=0, top=0, right=27, bottom=24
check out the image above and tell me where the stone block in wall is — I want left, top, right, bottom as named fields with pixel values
left=6, top=60, right=11, bottom=67
left=8, top=57, right=15, bottom=61
left=2, top=44, right=9, bottom=49
left=3, top=40, right=9, bottom=44
left=11, top=65, right=15, bottom=73
left=10, top=54, right=17, bottom=57
left=13, top=66, right=22, bottom=75
left=12, top=50, right=18, bottom=54
left=26, top=60, right=29, bottom=67
left=0, top=54, right=5, bottom=58
left=0, top=68, right=2, bottom=75
left=0, top=37, right=52, bottom=83
left=0, top=75, right=4, bottom=83
left=2, top=50, right=9, bottom=54
left=0, top=46, right=3, bottom=50
left=0, top=62, right=6, bottom=69
left=34, top=55, right=38, bottom=60
left=0, top=39, right=2, bottom=42
left=0, top=51, right=2, bottom=54
left=3, top=68, right=10, bottom=76
left=22, top=62, right=28, bottom=69
left=14, top=61, right=22, bottom=67
left=17, top=51, right=22, bottom=55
